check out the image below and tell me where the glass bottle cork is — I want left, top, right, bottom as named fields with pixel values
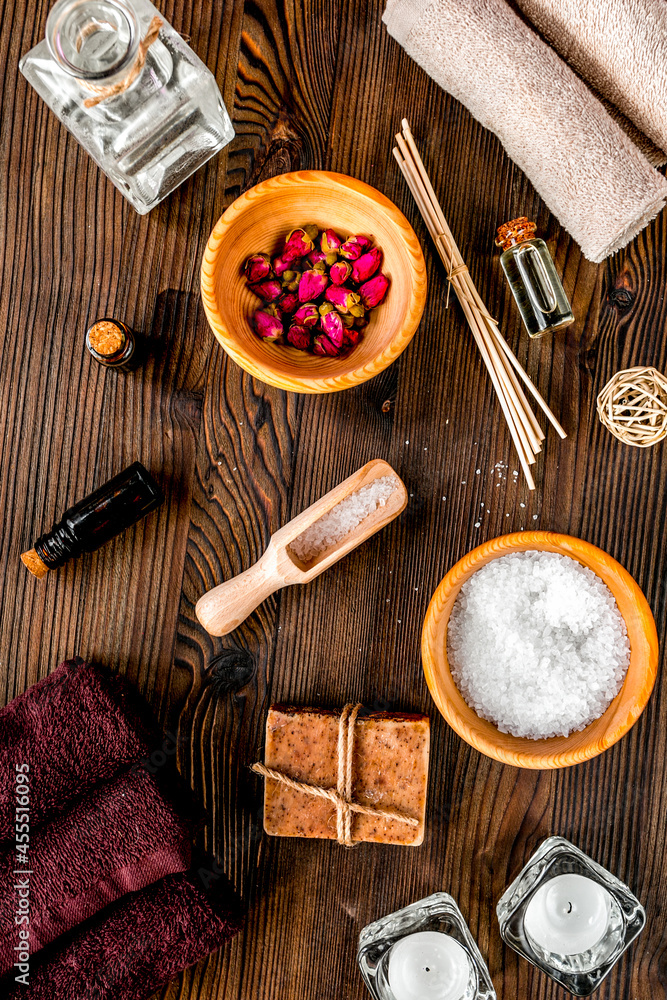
left=495, top=218, right=574, bottom=338
left=19, top=0, right=234, bottom=214
left=86, top=317, right=138, bottom=370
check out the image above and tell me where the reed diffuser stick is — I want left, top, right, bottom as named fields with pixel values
left=394, top=120, right=567, bottom=489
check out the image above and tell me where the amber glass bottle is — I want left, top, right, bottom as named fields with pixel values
left=86, top=318, right=140, bottom=371
left=496, top=218, right=574, bottom=338
left=21, top=462, right=163, bottom=578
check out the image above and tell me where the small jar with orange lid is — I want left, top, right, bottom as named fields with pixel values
left=495, top=218, right=574, bottom=338
left=85, top=318, right=140, bottom=371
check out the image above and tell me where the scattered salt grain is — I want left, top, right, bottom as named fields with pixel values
left=447, top=551, right=630, bottom=739
left=289, top=476, right=400, bottom=564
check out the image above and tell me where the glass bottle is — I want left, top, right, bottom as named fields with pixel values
left=86, top=317, right=140, bottom=370
left=21, top=462, right=163, bottom=578
left=495, top=218, right=574, bottom=338
left=19, top=0, right=234, bottom=214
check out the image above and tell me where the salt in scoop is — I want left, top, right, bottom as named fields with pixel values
left=195, top=459, right=407, bottom=636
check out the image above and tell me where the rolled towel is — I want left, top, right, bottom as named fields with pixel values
left=0, top=767, right=191, bottom=974
left=383, top=0, right=667, bottom=262
left=0, top=658, right=155, bottom=841
left=514, top=0, right=667, bottom=160
left=2, top=871, right=243, bottom=999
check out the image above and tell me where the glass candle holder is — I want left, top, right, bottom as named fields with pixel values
left=358, top=892, right=496, bottom=1000
left=20, top=0, right=234, bottom=214
left=496, top=836, right=645, bottom=996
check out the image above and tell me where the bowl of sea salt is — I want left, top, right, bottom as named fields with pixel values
left=421, top=532, right=658, bottom=768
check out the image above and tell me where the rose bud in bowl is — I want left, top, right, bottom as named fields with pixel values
left=242, top=226, right=391, bottom=359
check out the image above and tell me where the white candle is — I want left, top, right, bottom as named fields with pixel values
left=387, top=931, right=471, bottom=1000
left=524, top=874, right=611, bottom=956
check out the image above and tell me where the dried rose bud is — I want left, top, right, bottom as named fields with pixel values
left=298, top=269, right=329, bottom=302
left=319, top=302, right=334, bottom=316
left=244, top=252, right=273, bottom=284
left=325, top=285, right=361, bottom=314
left=324, top=251, right=339, bottom=266
left=252, top=279, right=282, bottom=302
left=273, top=256, right=290, bottom=278
left=283, top=228, right=315, bottom=262
left=343, top=326, right=362, bottom=348
left=320, top=309, right=344, bottom=346
left=339, top=235, right=373, bottom=260
left=286, top=324, right=311, bottom=350
left=320, top=229, right=342, bottom=253
left=349, top=302, right=366, bottom=318
left=341, top=313, right=355, bottom=329
left=294, top=302, right=319, bottom=328
left=359, top=273, right=390, bottom=308
left=351, top=248, right=382, bottom=284
left=312, top=334, right=341, bottom=356
left=307, top=250, right=326, bottom=267
left=329, top=260, right=353, bottom=286
left=303, top=224, right=320, bottom=241
left=284, top=279, right=300, bottom=293
left=253, top=309, right=283, bottom=341
left=312, top=260, right=327, bottom=275
left=281, top=270, right=298, bottom=283
left=277, top=291, right=299, bottom=315
left=354, top=315, right=369, bottom=330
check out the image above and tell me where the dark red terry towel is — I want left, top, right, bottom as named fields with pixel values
left=0, top=658, right=155, bottom=842
left=0, top=767, right=191, bottom=975
left=2, top=871, right=243, bottom=999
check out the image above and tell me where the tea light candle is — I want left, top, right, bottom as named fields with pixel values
left=387, top=931, right=471, bottom=1000
left=524, top=874, right=611, bottom=956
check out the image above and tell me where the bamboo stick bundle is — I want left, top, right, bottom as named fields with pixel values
left=393, top=119, right=566, bottom=490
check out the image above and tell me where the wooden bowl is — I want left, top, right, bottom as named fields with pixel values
left=200, top=171, right=427, bottom=393
left=421, top=532, right=658, bottom=769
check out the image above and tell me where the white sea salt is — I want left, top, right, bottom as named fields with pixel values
left=289, top=476, right=399, bottom=565
left=447, top=551, right=630, bottom=739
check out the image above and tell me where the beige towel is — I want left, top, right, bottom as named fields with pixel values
left=383, top=0, right=667, bottom=263
left=514, top=0, right=667, bottom=162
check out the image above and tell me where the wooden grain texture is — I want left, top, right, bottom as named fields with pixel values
left=2, top=1, right=667, bottom=999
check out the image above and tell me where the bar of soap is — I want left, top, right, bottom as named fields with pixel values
left=262, top=704, right=430, bottom=845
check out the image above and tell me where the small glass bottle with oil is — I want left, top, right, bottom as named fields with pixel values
left=495, top=218, right=574, bottom=338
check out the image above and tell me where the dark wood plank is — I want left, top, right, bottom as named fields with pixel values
left=2, top=1, right=667, bottom=999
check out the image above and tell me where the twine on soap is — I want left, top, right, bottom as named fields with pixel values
left=251, top=702, right=419, bottom=847
left=76, top=15, right=163, bottom=108
left=597, top=366, right=667, bottom=448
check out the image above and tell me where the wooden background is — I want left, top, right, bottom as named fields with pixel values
left=2, top=0, right=667, bottom=997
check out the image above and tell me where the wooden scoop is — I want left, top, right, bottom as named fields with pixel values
left=195, top=459, right=407, bottom=636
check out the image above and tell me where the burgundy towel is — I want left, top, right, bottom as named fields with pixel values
left=0, top=658, right=155, bottom=841
left=2, top=871, right=243, bottom=999
left=0, top=768, right=191, bottom=975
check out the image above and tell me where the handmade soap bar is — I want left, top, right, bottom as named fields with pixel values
left=261, top=704, right=430, bottom=846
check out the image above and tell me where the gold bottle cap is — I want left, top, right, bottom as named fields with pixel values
left=495, top=217, right=537, bottom=251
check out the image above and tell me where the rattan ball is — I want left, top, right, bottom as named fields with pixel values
left=597, top=366, right=667, bottom=448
